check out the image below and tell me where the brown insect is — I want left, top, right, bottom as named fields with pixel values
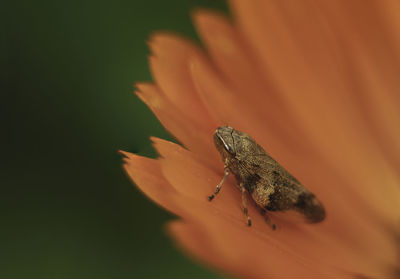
left=209, top=126, right=325, bottom=229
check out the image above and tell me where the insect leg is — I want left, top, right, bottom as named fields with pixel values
left=260, top=209, right=276, bottom=230
left=240, top=184, right=252, bottom=226
left=208, top=169, right=229, bottom=201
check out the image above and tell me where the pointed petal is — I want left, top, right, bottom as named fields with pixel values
left=121, top=151, right=180, bottom=214
left=152, top=137, right=240, bottom=214
left=148, top=33, right=217, bottom=130
left=135, top=83, right=220, bottom=170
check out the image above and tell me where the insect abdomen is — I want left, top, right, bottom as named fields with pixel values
left=259, top=186, right=326, bottom=223
left=294, top=193, right=326, bottom=223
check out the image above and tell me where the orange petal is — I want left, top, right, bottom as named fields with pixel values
left=312, top=0, right=400, bottom=171
left=148, top=33, right=217, bottom=131
left=166, top=221, right=233, bottom=278
left=192, top=9, right=268, bottom=97
left=153, top=137, right=242, bottom=220
left=167, top=220, right=336, bottom=279
left=135, top=83, right=221, bottom=170
left=379, top=0, right=400, bottom=58
left=192, top=9, right=292, bottom=126
left=121, top=151, right=180, bottom=214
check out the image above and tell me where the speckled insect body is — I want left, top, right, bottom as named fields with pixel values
left=209, top=126, right=325, bottom=229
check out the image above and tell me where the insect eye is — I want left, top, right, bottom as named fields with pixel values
left=215, top=132, right=236, bottom=155
left=223, top=142, right=235, bottom=154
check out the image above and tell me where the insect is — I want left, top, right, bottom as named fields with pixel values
left=208, top=126, right=325, bottom=229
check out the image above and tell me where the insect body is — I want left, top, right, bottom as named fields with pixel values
left=209, top=126, right=325, bottom=229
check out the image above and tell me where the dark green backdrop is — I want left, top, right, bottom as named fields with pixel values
left=3, top=0, right=228, bottom=278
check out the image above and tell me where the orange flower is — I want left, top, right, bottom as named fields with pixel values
left=122, top=1, right=400, bottom=278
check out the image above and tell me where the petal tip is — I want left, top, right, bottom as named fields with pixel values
left=150, top=136, right=176, bottom=151
left=191, top=7, right=228, bottom=22
left=118, top=149, right=130, bottom=157
left=147, top=31, right=191, bottom=55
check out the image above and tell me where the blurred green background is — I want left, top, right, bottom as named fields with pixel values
left=2, top=0, right=228, bottom=278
